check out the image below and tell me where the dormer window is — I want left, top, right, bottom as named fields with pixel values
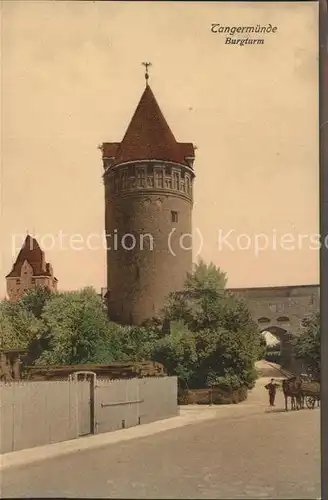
left=185, top=156, right=195, bottom=168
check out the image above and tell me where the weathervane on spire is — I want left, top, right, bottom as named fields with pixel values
left=142, top=62, right=152, bottom=86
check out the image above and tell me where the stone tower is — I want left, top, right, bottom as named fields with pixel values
left=6, top=234, right=58, bottom=302
left=102, top=75, right=196, bottom=325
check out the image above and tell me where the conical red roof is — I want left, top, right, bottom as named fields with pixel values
left=6, top=235, right=53, bottom=278
left=103, top=85, right=194, bottom=167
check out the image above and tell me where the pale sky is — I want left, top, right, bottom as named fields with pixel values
left=0, top=1, right=319, bottom=297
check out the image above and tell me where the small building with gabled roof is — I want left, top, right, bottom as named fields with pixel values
left=6, top=234, right=58, bottom=301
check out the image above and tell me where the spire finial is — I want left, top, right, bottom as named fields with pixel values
left=142, top=62, right=152, bottom=86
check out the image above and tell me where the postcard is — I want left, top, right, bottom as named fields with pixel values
left=0, top=2, right=322, bottom=499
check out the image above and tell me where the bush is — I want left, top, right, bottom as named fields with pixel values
left=178, top=386, right=248, bottom=405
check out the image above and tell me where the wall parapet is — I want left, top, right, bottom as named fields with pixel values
left=228, top=284, right=319, bottom=299
left=104, top=161, right=194, bottom=203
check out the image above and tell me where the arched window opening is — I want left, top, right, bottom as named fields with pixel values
left=258, top=317, right=270, bottom=324
left=277, top=316, right=289, bottom=323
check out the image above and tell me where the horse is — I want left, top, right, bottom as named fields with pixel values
left=282, top=377, right=304, bottom=411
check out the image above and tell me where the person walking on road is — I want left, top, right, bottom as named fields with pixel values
left=265, top=378, right=280, bottom=406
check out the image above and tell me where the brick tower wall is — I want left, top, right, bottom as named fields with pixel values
left=104, top=161, right=194, bottom=325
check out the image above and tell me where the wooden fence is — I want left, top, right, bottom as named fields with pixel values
left=0, top=376, right=178, bottom=454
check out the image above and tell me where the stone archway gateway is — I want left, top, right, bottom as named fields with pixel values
left=228, top=284, right=319, bottom=370
left=260, top=326, right=294, bottom=368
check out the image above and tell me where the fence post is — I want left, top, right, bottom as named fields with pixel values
left=90, top=374, right=96, bottom=434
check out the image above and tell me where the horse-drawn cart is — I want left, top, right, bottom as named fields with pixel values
left=301, top=380, right=320, bottom=409
left=282, top=376, right=320, bottom=411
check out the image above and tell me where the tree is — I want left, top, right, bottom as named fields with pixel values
left=0, top=299, right=43, bottom=349
left=100, top=317, right=168, bottom=364
left=295, top=312, right=320, bottom=377
left=1, top=287, right=167, bottom=367
left=35, top=287, right=125, bottom=365
left=184, top=259, right=227, bottom=292
left=18, top=287, right=53, bottom=364
left=160, top=261, right=264, bottom=390
left=20, top=286, right=52, bottom=319
left=150, top=321, right=198, bottom=387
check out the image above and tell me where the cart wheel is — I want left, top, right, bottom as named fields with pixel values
left=305, top=396, right=316, bottom=409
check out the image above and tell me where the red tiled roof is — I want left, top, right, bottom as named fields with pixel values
left=103, top=143, right=120, bottom=158
left=6, top=235, right=54, bottom=278
left=103, top=85, right=194, bottom=167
